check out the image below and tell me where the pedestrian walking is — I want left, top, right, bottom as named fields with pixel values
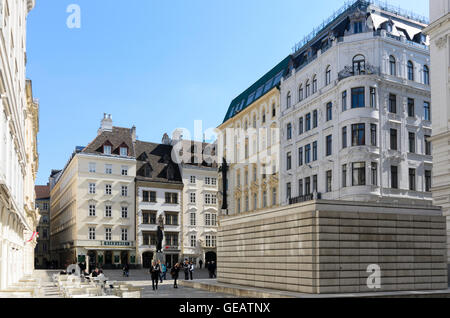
left=199, top=259, right=203, bottom=269
left=211, top=261, right=216, bottom=278
left=150, top=261, right=161, bottom=290
left=171, top=263, right=180, bottom=288
left=160, top=262, right=167, bottom=282
left=183, top=260, right=189, bottom=280
left=123, top=264, right=129, bottom=277
left=206, top=262, right=212, bottom=278
left=189, top=261, right=194, bottom=280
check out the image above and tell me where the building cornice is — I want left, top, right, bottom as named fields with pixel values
left=423, top=13, right=450, bottom=36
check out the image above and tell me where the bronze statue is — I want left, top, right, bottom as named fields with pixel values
left=156, top=215, right=164, bottom=253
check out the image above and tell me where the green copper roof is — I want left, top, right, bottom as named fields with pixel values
left=223, top=56, right=291, bottom=123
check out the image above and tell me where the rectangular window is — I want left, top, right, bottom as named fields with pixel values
left=299, top=117, right=304, bottom=135
left=305, top=144, right=311, bottom=164
left=305, top=177, right=311, bottom=195
left=425, top=135, right=432, bottom=156
left=326, top=103, right=332, bottom=121
left=89, top=183, right=96, bottom=194
left=306, top=113, right=311, bottom=131
left=371, top=163, right=378, bottom=186
left=105, top=184, right=112, bottom=195
left=391, top=166, right=398, bottom=189
left=389, top=94, right=397, bottom=113
left=342, top=127, right=347, bottom=149
left=89, top=227, right=96, bottom=240
left=313, top=175, right=318, bottom=193
left=190, top=213, right=196, bottom=226
left=89, top=205, right=96, bottom=217
left=142, top=211, right=157, bottom=225
left=121, top=186, right=128, bottom=197
left=190, top=235, right=197, bottom=247
left=326, top=170, right=332, bottom=193
left=390, top=129, right=398, bottom=150
left=262, top=192, right=267, bottom=208
left=165, top=193, right=178, bottom=204
left=121, top=166, right=128, bottom=176
left=408, top=98, right=415, bottom=117
left=105, top=164, right=112, bottom=175
left=298, top=179, right=303, bottom=196
left=352, top=162, right=366, bottom=186
left=120, top=147, right=128, bottom=157
left=313, top=110, right=318, bottom=128
left=370, top=87, right=376, bottom=108
left=149, top=191, right=156, bottom=203
left=342, top=91, right=347, bottom=111
left=121, top=228, right=128, bottom=241
left=286, top=152, right=292, bottom=170
left=143, top=191, right=149, bottom=202
left=351, top=87, right=365, bottom=108
left=89, top=163, right=96, bottom=173
left=409, top=168, right=416, bottom=191
left=342, top=164, right=347, bottom=188
left=105, top=205, right=112, bottom=218
left=326, top=135, right=332, bottom=156
left=103, top=145, right=112, bottom=155
left=352, top=124, right=366, bottom=146
left=165, top=213, right=179, bottom=226
left=190, top=176, right=196, bottom=184
left=105, top=228, right=112, bottom=241
left=409, top=132, right=415, bottom=153
left=190, top=192, right=196, bottom=203
left=286, top=183, right=292, bottom=199
left=298, top=147, right=303, bottom=166
left=370, top=124, right=377, bottom=146
left=121, top=207, right=128, bottom=218
left=425, top=170, right=432, bottom=192
left=287, top=123, right=292, bottom=140
left=309, top=141, right=316, bottom=162
left=424, top=102, right=431, bottom=121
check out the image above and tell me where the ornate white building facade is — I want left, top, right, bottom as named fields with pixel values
left=424, top=0, right=450, bottom=263
left=0, top=0, right=39, bottom=290
left=279, top=1, right=433, bottom=206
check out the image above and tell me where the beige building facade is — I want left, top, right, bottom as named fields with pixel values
left=0, top=0, right=39, bottom=290
left=50, top=115, right=137, bottom=269
left=424, top=0, right=450, bottom=263
left=218, top=57, right=291, bottom=216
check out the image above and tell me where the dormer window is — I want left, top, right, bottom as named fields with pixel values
left=120, top=147, right=128, bottom=157
left=353, top=21, right=363, bottom=34
left=103, top=145, right=112, bottom=155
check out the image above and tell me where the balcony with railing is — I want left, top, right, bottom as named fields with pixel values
left=338, top=64, right=380, bottom=81
left=288, top=193, right=321, bottom=205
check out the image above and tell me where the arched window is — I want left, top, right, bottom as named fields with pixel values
left=305, top=80, right=310, bottom=98
left=286, top=92, right=291, bottom=109
left=353, top=55, right=365, bottom=75
left=407, top=61, right=414, bottom=81
left=298, top=84, right=304, bottom=102
left=325, top=66, right=331, bottom=86
left=262, top=108, right=266, bottom=123
left=272, top=104, right=276, bottom=117
left=312, top=75, right=317, bottom=94
left=389, top=55, right=396, bottom=76
left=423, top=65, right=430, bottom=85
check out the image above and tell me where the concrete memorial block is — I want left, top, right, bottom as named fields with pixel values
left=218, top=200, right=449, bottom=294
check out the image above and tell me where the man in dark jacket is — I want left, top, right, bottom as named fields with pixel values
left=183, top=260, right=189, bottom=280
left=199, top=259, right=203, bottom=269
left=150, top=261, right=161, bottom=290
left=171, top=263, right=180, bottom=288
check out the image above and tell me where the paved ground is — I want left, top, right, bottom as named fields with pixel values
left=34, top=269, right=234, bottom=298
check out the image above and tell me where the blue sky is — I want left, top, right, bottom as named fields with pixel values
left=27, top=0, right=429, bottom=185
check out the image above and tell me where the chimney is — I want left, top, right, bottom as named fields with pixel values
left=99, top=113, right=113, bottom=134
left=131, top=125, right=136, bottom=143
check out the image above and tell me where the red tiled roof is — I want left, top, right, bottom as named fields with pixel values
left=35, top=185, right=50, bottom=199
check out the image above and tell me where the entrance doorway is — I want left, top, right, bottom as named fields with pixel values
left=105, top=251, right=113, bottom=265
left=87, top=251, right=97, bottom=271
left=205, top=251, right=216, bottom=264
left=165, top=254, right=179, bottom=268
left=142, top=252, right=153, bottom=268
left=121, top=251, right=129, bottom=265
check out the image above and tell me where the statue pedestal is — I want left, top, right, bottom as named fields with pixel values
left=155, top=252, right=165, bottom=264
